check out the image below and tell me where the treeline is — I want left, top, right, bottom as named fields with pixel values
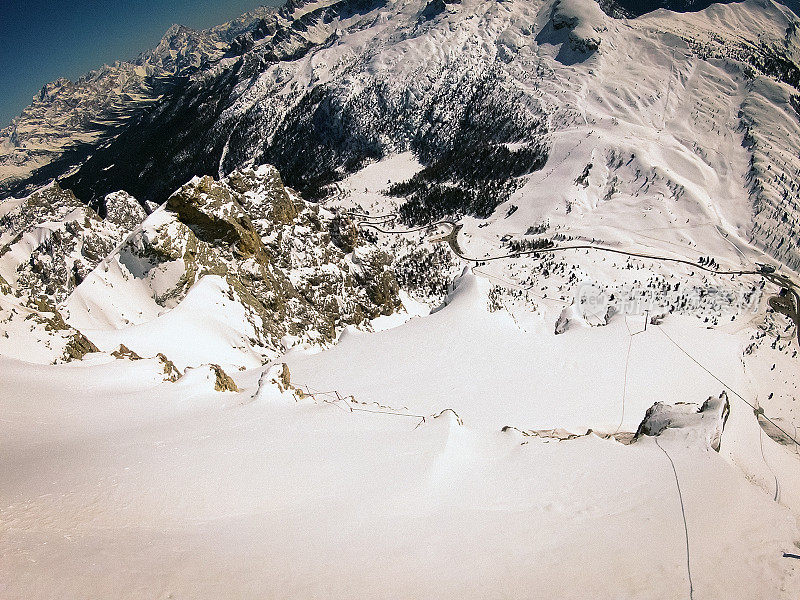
left=507, top=237, right=554, bottom=253
left=393, top=244, right=455, bottom=299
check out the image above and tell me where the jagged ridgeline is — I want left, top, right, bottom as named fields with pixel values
left=6, top=0, right=800, bottom=266
left=0, top=183, right=146, bottom=362
left=0, top=7, right=281, bottom=198
left=66, top=165, right=403, bottom=354
left=60, top=0, right=550, bottom=225
left=0, top=160, right=406, bottom=365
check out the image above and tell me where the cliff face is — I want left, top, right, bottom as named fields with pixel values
left=60, top=164, right=400, bottom=366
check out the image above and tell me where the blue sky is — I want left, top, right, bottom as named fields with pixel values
left=2, top=0, right=800, bottom=128
left=0, top=0, right=283, bottom=128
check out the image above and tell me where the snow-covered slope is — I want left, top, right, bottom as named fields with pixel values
left=3, top=0, right=800, bottom=597
left=1, top=345, right=799, bottom=599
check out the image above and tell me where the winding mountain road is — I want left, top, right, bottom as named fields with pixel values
left=349, top=211, right=800, bottom=344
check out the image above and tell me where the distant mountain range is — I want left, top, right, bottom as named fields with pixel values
left=2, top=0, right=800, bottom=272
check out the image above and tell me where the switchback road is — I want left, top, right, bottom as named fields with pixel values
left=349, top=211, right=800, bottom=344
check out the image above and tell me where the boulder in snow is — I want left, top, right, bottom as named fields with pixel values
left=554, top=310, right=570, bottom=334
left=635, top=392, right=730, bottom=451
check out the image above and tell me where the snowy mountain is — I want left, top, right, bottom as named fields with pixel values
left=0, top=163, right=399, bottom=368
left=15, top=0, right=790, bottom=273
left=64, top=165, right=402, bottom=369
left=3, top=0, right=800, bottom=598
left=0, top=5, right=277, bottom=197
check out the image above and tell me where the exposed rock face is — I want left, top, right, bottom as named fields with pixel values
left=0, top=181, right=84, bottom=231
left=167, top=175, right=270, bottom=262
left=70, top=164, right=402, bottom=363
left=352, top=249, right=403, bottom=316
left=111, top=344, right=143, bottom=360
left=252, top=362, right=296, bottom=401
left=157, top=353, right=182, bottom=382
left=278, top=363, right=291, bottom=390
left=101, top=191, right=148, bottom=230
left=11, top=294, right=101, bottom=362
left=0, top=272, right=10, bottom=295
left=63, top=331, right=100, bottom=361
left=226, top=166, right=300, bottom=225
left=0, top=186, right=148, bottom=364
left=211, top=364, right=240, bottom=392
left=0, top=181, right=145, bottom=303
left=328, top=213, right=360, bottom=254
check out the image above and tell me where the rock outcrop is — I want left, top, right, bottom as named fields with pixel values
left=635, top=392, right=730, bottom=451
left=211, top=364, right=240, bottom=392
left=68, top=164, right=402, bottom=364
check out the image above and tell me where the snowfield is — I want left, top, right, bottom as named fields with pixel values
left=2, top=0, right=800, bottom=597
left=2, top=351, right=799, bottom=599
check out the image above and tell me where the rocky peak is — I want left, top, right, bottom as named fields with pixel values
left=166, top=175, right=269, bottom=262
left=99, top=190, right=148, bottom=229
left=66, top=164, right=402, bottom=365
left=225, top=165, right=301, bottom=225
left=0, top=181, right=87, bottom=244
left=0, top=181, right=145, bottom=304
